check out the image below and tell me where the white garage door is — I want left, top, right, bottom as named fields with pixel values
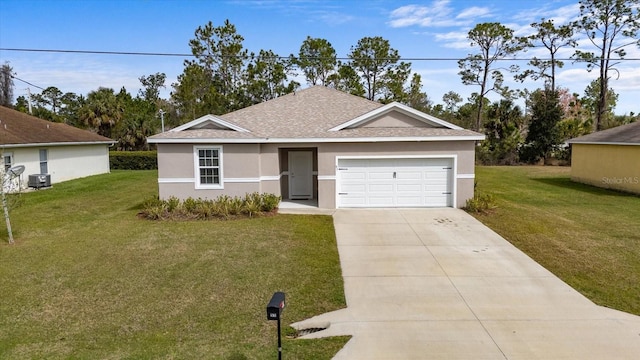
left=337, top=158, right=453, bottom=208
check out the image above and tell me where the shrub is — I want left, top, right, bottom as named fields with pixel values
left=242, top=193, right=263, bottom=217
left=139, top=196, right=167, bottom=220
left=261, top=193, right=281, bottom=212
left=213, top=196, right=231, bottom=219
left=139, top=193, right=281, bottom=221
left=182, top=197, right=200, bottom=213
left=464, top=193, right=498, bottom=214
left=166, top=196, right=181, bottom=213
left=195, top=200, right=216, bottom=219
left=228, top=197, right=243, bottom=216
left=110, top=151, right=158, bottom=170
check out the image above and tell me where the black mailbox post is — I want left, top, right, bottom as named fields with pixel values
left=266, top=292, right=285, bottom=359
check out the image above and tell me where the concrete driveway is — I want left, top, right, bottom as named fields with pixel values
left=292, top=209, right=640, bottom=359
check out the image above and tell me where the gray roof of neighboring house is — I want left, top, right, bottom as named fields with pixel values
left=0, top=106, right=114, bottom=146
left=568, top=121, right=640, bottom=145
left=149, top=86, right=484, bottom=143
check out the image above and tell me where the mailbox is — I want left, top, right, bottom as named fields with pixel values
left=266, top=292, right=285, bottom=321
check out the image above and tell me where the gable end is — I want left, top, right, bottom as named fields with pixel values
left=170, top=114, right=250, bottom=133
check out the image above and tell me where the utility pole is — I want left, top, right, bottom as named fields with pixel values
left=26, top=87, right=32, bottom=114
left=158, top=109, right=165, bottom=133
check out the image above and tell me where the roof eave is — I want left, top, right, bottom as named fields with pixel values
left=568, top=141, right=640, bottom=146
left=1, top=141, right=115, bottom=148
left=148, top=135, right=486, bottom=144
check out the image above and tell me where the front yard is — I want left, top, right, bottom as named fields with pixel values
left=2, top=166, right=639, bottom=359
left=0, top=171, right=348, bottom=359
left=472, top=166, right=640, bottom=316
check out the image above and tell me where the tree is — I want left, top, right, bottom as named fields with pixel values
left=573, top=0, right=640, bottom=131
left=295, top=36, right=337, bottom=86
left=381, top=62, right=412, bottom=103
left=0, top=62, right=14, bottom=107
left=403, top=73, right=431, bottom=112
left=244, top=50, right=298, bottom=105
left=520, top=88, right=563, bottom=164
left=41, top=86, right=64, bottom=115
left=348, top=36, right=411, bottom=101
left=172, top=63, right=214, bottom=120
left=59, top=92, right=85, bottom=127
left=78, top=87, right=123, bottom=138
left=327, top=62, right=365, bottom=97
left=582, top=78, right=619, bottom=129
left=114, top=89, right=157, bottom=150
left=138, top=72, right=166, bottom=103
left=173, top=20, right=249, bottom=118
left=479, top=100, right=525, bottom=165
left=517, top=19, right=576, bottom=91
left=189, top=19, right=248, bottom=98
left=458, top=22, right=521, bottom=131
left=442, top=91, right=463, bottom=113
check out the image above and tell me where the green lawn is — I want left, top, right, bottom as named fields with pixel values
left=0, top=171, right=348, bottom=359
left=472, top=166, right=640, bottom=316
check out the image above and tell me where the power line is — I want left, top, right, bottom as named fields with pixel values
left=10, top=75, right=44, bottom=90
left=3, top=47, right=640, bottom=62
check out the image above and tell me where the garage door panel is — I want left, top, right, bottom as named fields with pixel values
left=396, top=171, right=422, bottom=180
left=342, top=172, right=366, bottom=180
left=397, top=183, right=422, bottom=192
left=369, top=183, right=394, bottom=192
left=368, top=171, right=394, bottom=180
left=337, top=158, right=453, bottom=208
left=342, top=183, right=366, bottom=192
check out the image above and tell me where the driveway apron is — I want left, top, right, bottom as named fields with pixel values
left=292, top=208, right=640, bottom=359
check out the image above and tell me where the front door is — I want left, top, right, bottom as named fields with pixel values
left=288, top=151, right=313, bottom=200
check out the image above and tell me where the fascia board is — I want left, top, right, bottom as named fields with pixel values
left=1, top=141, right=115, bottom=148
left=329, top=102, right=463, bottom=131
left=148, top=135, right=486, bottom=144
left=169, top=114, right=250, bottom=133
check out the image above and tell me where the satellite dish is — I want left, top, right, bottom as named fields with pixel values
left=8, top=165, right=25, bottom=177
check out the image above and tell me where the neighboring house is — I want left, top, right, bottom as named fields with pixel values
left=567, top=121, right=640, bottom=195
left=0, top=106, right=114, bottom=191
left=147, top=86, right=484, bottom=209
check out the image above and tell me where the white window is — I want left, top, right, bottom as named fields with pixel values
left=194, top=146, right=223, bottom=189
left=3, top=152, right=13, bottom=171
left=40, top=149, right=48, bottom=174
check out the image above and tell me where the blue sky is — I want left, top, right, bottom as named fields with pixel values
left=1, top=0, right=639, bottom=115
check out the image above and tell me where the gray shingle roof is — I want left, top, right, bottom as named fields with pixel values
left=568, top=121, right=640, bottom=145
left=149, top=86, right=484, bottom=143
left=0, top=106, right=113, bottom=146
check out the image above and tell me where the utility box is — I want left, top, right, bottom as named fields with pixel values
left=28, top=174, right=51, bottom=189
left=266, top=292, right=285, bottom=321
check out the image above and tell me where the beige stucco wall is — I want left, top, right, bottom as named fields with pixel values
left=157, top=143, right=263, bottom=200
left=157, top=140, right=478, bottom=208
left=571, top=143, right=640, bottom=194
left=362, top=112, right=433, bottom=128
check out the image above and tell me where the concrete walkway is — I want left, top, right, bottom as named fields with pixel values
left=291, top=209, right=640, bottom=359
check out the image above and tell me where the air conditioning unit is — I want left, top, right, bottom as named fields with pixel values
left=28, top=174, right=51, bottom=189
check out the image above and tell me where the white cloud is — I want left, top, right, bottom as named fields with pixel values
left=435, top=31, right=472, bottom=50
left=456, top=6, right=491, bottom=20
left=388, top=0, right=490, bottom=28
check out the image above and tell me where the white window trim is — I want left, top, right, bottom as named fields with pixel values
left=3, top=152, right=13, bottom=171
left=193, top=145, right=224, bottom=189
left=39, top=149, right=48, bottom=174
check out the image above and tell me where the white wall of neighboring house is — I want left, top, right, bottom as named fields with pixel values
left=2, top=144, right=111, bottom=191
